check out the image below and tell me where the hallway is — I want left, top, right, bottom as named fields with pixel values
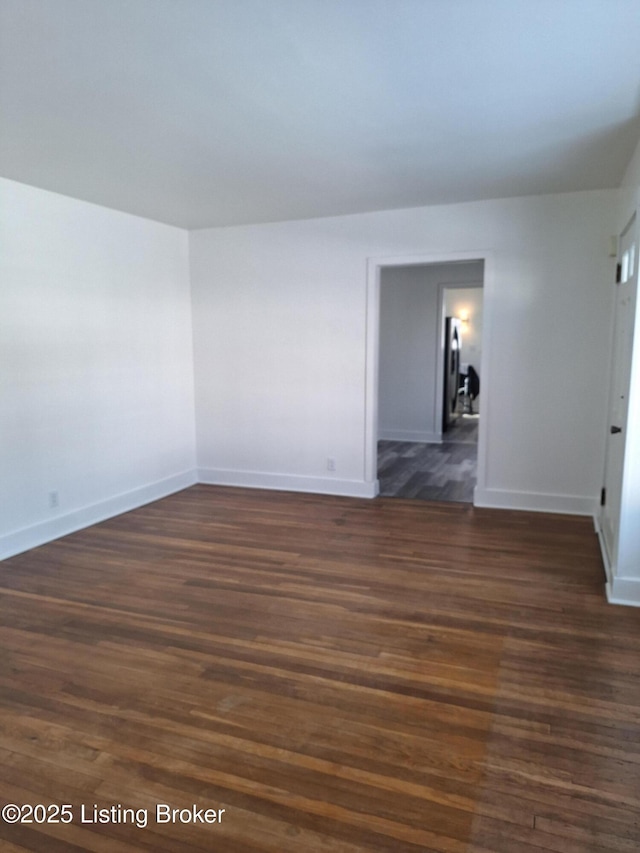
left=377, top=415, right=478, bottom=502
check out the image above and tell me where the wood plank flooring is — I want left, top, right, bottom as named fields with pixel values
left=378, top=416, right=478, bottom=502
left=0, top=485, right=639, bottom=852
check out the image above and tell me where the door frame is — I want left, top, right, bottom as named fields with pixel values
left=364, top=250, right=495, bottom=500
left=598, top=211, right=640, bottom=605
left=600, top=213, right=637, bottom=570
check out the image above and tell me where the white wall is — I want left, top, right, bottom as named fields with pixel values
left=190, top=188, right=618, bottom=512
left=620, top=134, right=640, bottom=220
left=1, top=179, right=620, bottom=560
left=0, top=178, right=197, bottom=558
left=378, top=263, right=481, bottom=442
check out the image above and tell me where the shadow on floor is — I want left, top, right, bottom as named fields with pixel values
left=377, top=415, right=478, bottom=502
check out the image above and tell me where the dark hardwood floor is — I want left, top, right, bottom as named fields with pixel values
left=0, top=484, right=638, bottom=852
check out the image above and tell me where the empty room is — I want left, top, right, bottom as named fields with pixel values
left=3, top=1, right=640, bottom=851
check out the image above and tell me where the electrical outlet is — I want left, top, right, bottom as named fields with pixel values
left=49, top=491, right=59, bottom=509
left=327, top=458, right=336, bottom=472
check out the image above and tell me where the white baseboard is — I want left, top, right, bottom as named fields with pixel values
left=474, top=487, right=598, bottom=516
left=198, top=468, right=378, bottom=499
left=594, top=514, right=640, bottom=607
left=0, top=470, right=198, bottom=561
left=1, top=474, right=604, bottom=564
left=606, top=576, right=640, bottom=607
left=378, top=429, right=441, bottom=443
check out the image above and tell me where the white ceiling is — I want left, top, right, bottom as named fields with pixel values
left=1, top=0, right=640, bottom=229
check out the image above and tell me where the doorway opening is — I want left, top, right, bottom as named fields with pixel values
left=365, top=254, right=489, bottom=504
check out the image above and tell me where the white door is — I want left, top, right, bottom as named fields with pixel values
left=601, top=215, right=638, bottom=565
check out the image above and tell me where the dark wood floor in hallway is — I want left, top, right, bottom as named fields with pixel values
left=0, top=485, right=638, bottom=852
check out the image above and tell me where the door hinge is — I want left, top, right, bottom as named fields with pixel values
left=616, top=263, right=622, bottom=283
left=600, top=487, right=606, bottom=507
